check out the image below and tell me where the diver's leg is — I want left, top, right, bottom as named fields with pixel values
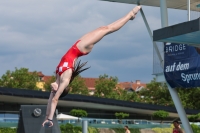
left=77, top=6, right=141, bottom=53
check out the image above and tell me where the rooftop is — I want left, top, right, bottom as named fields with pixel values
left=101, top=0, right=200, bottom=11
left=0, top=87, right=199, bottom=117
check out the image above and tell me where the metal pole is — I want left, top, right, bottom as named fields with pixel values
left=167, top=83, right=193, bottom=133
left=160, top=0, right=168, bottom=27
left=160, top=0, right=193, bottom=133
left=188, top=0, right=191, bottom=21
left=82, top=120, right=88, bottom=133
left=140, top=8, right=163, bottom=67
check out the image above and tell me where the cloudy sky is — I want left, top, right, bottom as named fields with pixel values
left=0, top=0, right=190, bottom=83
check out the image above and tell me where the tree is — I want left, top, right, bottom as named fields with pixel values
left=94, top=74, right=119, bottom=98
left=94, top=74, right=140, bottom=102
left=153, top=110, right=169, bottom=123
left=43, top=75, right=56, bottom=91
left=0, top=67, right=39, bottom=90
left=60, top=123, right=82, bottom=133
left=188, top=113, right=200, bottom=122
left=118, top=89, right=140, bottom=102
left=69, top=109, right=88, bottom=122
left=176, top=87, right=200, bottom=109
left=138, top=78, right=173, bottom=106
left=115, top=112, right=129, bottom=124
left=138, top=78, right=200, bottom=110
left=69, top=75, right=88, bottom=95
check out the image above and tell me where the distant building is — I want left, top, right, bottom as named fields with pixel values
left=35, top=72, right=53, bottom=91
left=81, top=78, right=98, bottom=95
left=35, top=72, right=147, bottom=93
left=117, top=80, right=147, bottom=92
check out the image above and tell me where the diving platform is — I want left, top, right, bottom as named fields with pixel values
left=153, top=17, right=200, bottom=46
left=101, top=0, right=200, bottom=11
left=99, top=0, right=200, bottom=132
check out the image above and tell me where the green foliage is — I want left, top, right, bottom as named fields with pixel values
left=69, top=75, right=88, bottom=95
left=191, top=124, right=200, bottom=133
left=153, top=110, right=169, bottom=123
left=60, top=123, right=98, bottom=133
left=69, top=109, right=88, bottom=117
left=88, top=127, right=99, bottom=133
left=115, top=112, right=129, bottom=120
left=138, top=78, right=173, bottom=106
left=94, top=74, right=140, bottom=102
left=94, top=74, right=119, bottom=98
left=58, top=124, right=200, bottom=133
left=69, top=109, right=87, bottom=122
left=43, top=75, right=56, bottom=91
left=137, top=78, right=200, bottom=110
left=60, top=123, right=82, bottom=133
left=117, top=88, right=140, bottom=102
left=0, top=67, right=39, bottom=90
left=112, top=128, right=140, bottom=133
left=153, top=124, right=200, bottom=133
left=176, top=87, right=200, bottom=109
left=152, top=127, right=173, bottom=133
left=0, top=128, right=17, bottom=133
left=188, top=113, right=200, bottom=122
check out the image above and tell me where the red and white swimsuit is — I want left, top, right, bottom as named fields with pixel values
left=56, top=40, right=88, bottom=76
left=172, top=128, right=180, bottom=133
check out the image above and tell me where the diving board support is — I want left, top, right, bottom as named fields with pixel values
left=139, top=8, right=163, bottom=67
left=82, top=120, right=88, bottom=133
left=167, top=84, right=193, bottom=133
left=160, top=0, right=168, bottom=28
left=188, top=0, right=191, bottom=21
left=17, top=105, right=61, bottom=133
left=159, top=0, right=193, bottom=133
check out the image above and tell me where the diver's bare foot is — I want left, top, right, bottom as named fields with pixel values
left=130, top=6, right=141, bottom=20
left=51, top=82, right=58, bottom=92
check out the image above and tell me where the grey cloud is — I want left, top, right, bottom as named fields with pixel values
left=0, top=0, right=189, bottom=83
left=80, top=56, right=153, bottom=82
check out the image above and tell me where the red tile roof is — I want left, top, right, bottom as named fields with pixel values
left=42, top=76, right=53, bottom=82
left=34, top=71, right=147, bottom=91
left=117, top=81, right=146, bottom=91
left=81, top=78, right=98, bottom=91
left=81, top=78, right=146, bottom=91
left=37, top=71, right=45, bottom=77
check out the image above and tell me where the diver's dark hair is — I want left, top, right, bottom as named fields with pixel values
left=69, top=60, right=90, bottom=84
left=59, top=60, right=90, bottom=98
left=173, top=120, right=179, bottom=124
left=124, top=126, right=129, bottom=128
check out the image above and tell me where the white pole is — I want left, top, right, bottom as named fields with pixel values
left=160, top=0, right=193, bottom=133
left=167, top=83, right=193, bottom=133
left=82, top=120, right=88, bottom=133
left=160, top=0, right=168, bottom=27
left=140, top=8, right=163, bottom=67
left=188, top=0, right=191, bottom=21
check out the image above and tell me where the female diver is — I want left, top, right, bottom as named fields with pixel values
left=42, top=5, right=141, bottom=127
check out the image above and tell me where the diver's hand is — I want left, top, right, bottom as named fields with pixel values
left=42, top=119, right=53, bottom=127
